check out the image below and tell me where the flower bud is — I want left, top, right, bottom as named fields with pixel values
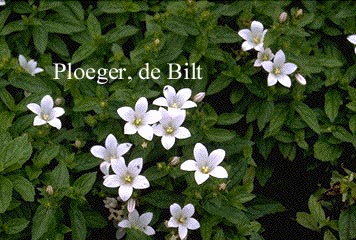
left=24, top=91, right=31, bottom=97
left=99, top=101, right=107, bottom=108
left=55, top=97, right=64, bottom=106
left=103, top=197, right=118, bottom=209
left=127, top=198, right=136, bottom=213
left=279, top=12, right=288, bottom=23
left=46, top=185, right=54, bottom=195
left=295, top=73, right=306, bottom=85
left=169, top=156, right=180, bottom=166
left=296, top=9, right=303, bottom=18
left=73, top=139, right=82, bottom=149
left=141, top=141, right=148, bottom=149
left=154, top=38, right=160, bottom=46
left=218, top=183, right=227, bottom=191
left=192, top=92, right=205, bottom=103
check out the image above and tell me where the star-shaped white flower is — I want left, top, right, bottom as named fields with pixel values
left=117, top=97, right=161, bottom=141
left=167, top=203, right=200, bottom=240
left=103, top=158, right=149, bottom=201
left=238, top=20, right=267, bottom=52
left=26, top=95, right=65, bottom=129
left=261, top=49, right=297, bottom=88
left=18, top=55, right=44, bottom=76
left=118, top=209, right=155, bottom=236
left=180, top=143, right=228, bottom=185
left=347, top=35, right=356, bottom=54
left=90, top=134, right=132, bottom=176
left=153, top=85, right=197, bottom=109
left=153, top=108, right=191, bottom=150
left=254, top=48, right=274, bottom=67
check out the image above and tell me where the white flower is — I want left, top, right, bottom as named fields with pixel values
left=261, top=49, right=297, bottom=88
left=18, top=55, right=43, bottom=76
left=90, top=134, right=132, bottom=176
left=118, top=209, right=155, bottom=236
left=295, top=73, right=307, bottom=85
left=347, top=35, right=356, bottom=54
left=254, top=48, right=274, bottom=67
left=127, top=198, right=136, bottom=213
left=153, top=85, right=197, bottom=109
left=26, top=95, right=65, bottom=129
left=180, top=143, right=228, bottom=185
left=167, top=203, right=200, bottom=240
left=116, top=227, right=125, bottom=240
left=153, top=108, right=191, bottom=150
left=0, top=0, right=5, bottom=6
left=238, top=21, right=267, bottom=52
left=103, top=158, right=149, bottom=201
left=117, top=97, right=161, bottom=141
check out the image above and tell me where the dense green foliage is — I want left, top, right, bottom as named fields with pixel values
left=0, top=0, right=356, bottom=239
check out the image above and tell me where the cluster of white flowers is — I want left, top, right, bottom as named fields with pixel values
left=238, top=20, right=306, bottom=87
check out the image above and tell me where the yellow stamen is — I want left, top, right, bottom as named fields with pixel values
left=134, top=118, right=142, bottom=126
left=273, top=67, right=281, bottom=75
left=178, top=217, right=186, bottom=223
left=253, top=37, right=260, bottom=44
left=166, top=126, right=174, bottom=134
left=125, top=175, right=132, bottom=183
left=201, top=166, right=209, bottom=174
left=262, top=54, right=269, bottom=61
left=171, top=103, right=178, bottom=108
left=42, top=114, right=49, bottom=121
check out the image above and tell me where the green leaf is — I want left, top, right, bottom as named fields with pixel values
left=294, top=101, right=321, bottom=134
left=257, top=101, right=274, bottom=131
left=3, top=218, right=29, bottom=234
left=32, top=26, right=48, bottom=54
left=38, top=1, right=62, bottom=11
left=0, top=8, right=11, bottom=31
left=73, top=97, right=99, bottom=112
left=83, top=210, right=107, bottom=229
left=313, top=141, right=342, bottom=162
left=165, top=15, right=199, bottom=36
left=349, top=115, right=356, bottom=133
left=43, top=20, right=85, bottom=34
left=1, top=20, right=25, bottom=35
left=339, top=206, right=356, bottom=240
left=73, top=172, right=96, bottom=196
left=205, top=128, right=235, bottom=142
left=97, top=2, right=126, bottom=13
left=126, top=228, right=150, bottom=240
left=324, top=230, right=337, bottom=240
left=213, top=229, right=225, bottom=240
left=325, top=90, right=342, bottom=122
left=9, top=73, right=53, bottom=94
left=31, top=205, right=55, bottom=240
left=200, top=216, right=220, bottom=240
left=209, top=26, right=240, bottom=43
left=11, top=176, right=35, bottom=202
left=143, top=190, right=184, bottom=209
left=87, top=13, right=101, bottom=38
left=70, top=205, right=87, bottom=240
left=0, top=87, right=16, bottom=111
left=0, top=134, right=32, bottom=172
left=33, top=144, right=60, bottom=169
left=65, top=1, right=85, bottom=20
left=144, top=166, right=168, bottom=181
left=207, top=76, right=234, bottom=95
left=47, top=35, right=70, bottom=57
left=0, top=176, right=13, bottom=213
left=308, top=195, right=325, bottom=222
left=0, top=111, right=15, bottom=132
left=50, top=162, right=70, bottom=189
left=71, top=41, right=98, bottom=64
left=217, top=112, right=243, bottom=125
left=296, top=212, right=319, bottom=232
left=247, top=198, right=286, bottom=220
left=105, top=25, right=138, bottom=43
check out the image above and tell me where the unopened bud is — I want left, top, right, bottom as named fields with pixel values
left=73, top=139, right=82, bottom=148
left=99, top=101, right=107, bottom=108
left=103, top=197, right=118, bottom=209
left=218, top=183, right=227, bottom=191
left=296, top=9, right=303, bottom=18
left=169, top=156, right=180, bottom=166
left=127, top=198, right=136, bottom=213
left=141, top=141, right=148, bottom=149
left=192, top=92, right=205, bottom=103
left=295, top=73, right=306, bottom=85
left=24, top=91, right=31, bottom=97
left=157, top=162, right=165, bottom=169
left=46, top=185, right=54, bottom=195
left=279, top=12, right=288, bottom=23
left=154, top=38, right=160, bottom=46
left=54, top=97, right=64, bottom=106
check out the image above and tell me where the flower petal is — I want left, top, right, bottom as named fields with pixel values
left=167, top=217, right=179, bottom=228
left=117, top=107, right=135, bottom=122
left=100, top=161, right=111, bottom=176
left=139, top=212, right=153, bottom=226
left=278, top=75, right=292, bottom=88
left=241, top=41, right=254, bottom=51
left=124, top=122, right=137, bottom=135
left=186, top=218, right=200, bottom=230
left=181, top=100, right=197, bottom=109
left=238, top=29, right=252, bottom=41
left=132, top=175, right=150, bottom=189
left=193, top=143, right=209, bottom=163
left=135, top=97, right=148, bottom=114
left=251, top=21, right=264, bottom=34
left=170, top=109, right=186, bottom=127
left=273, top=50, right=285, bottom=66
left=91, top=145, right=108, bottom=159
left=51, top=107, right=65, bottom=118
left=194, top=170, right=210, bottom=185
left=152, top=97, right=168, bottom=107
left=170, top=203, right=182, bottom=217
left=267, top=73, right=278, bottom=87
left=111, top=158, right=127, bottom=176
left=261, top=61, right=273, bottom=73
left=118, top=219, right=131, bottom=228
left=347, top=35, right=356, bottom=45
left=41, top=95, right=54, bottom=113
left=117, top=143, right=132, bottom=156
left=209, top=149, right=225, bottom=167
left=163, top=85, right=176, bottom=100
left=33, top=116, right=46, bottom=126
left=282, top=63, right=297, bottom=75
left=119, top=185, right=133, bottom=201
left=33, top=67, right=44, bottom=75
left=182, top=204, right=195, bottom=218
left=177, top=88, right=192, bottom=102
left=128, top=158, right=143, bottom=176
left=27, top=103, right=41, bottom=115
left=161, top=135, right=176, bottom=150
left=209, top=166, right=228, bottom=179
left=47, top=118, right=62, bottom=129
left=145, top=110, right=161, bottom=124
left=175, top=127, right=191, bottom=139
left=18, top=55, right=27, bottom=67
left=137, top=124, right=154, bottom=141
left=152, top=124, right=164, bottom=137
left=178, top=226, right=188, bottom=240
left=103, top=175, right=121, bottom=188
left=180, top=160, right=198, bottom=171
left=144, top=226, right=155, bottom=236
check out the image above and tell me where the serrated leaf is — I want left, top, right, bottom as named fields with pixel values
left=264, top=104, right=288, bottom=138
left=87, top=13, right=101, bottom=38
left=50, top=162, right=70, bottom=190
left=70, top=205, right=87, bottom=240
left=296, top=212, right=319, bottom=232
left=33, top=144, right=60, bottom=169
left=313, top=141, right=342, bottom=162
left=205, top=128, right=235, bottom=142
left=38, top=1, right=62, bottom=11
left=32, top=26, right=48, bottom=54
left=71, top=41, right=98, bottom=64
left=0, top=20, right=25, bottom=35
left=31, top=205, right=55, bottom=240
left=308, top=195, right=325, bottom=222
left=324, top=230, right=337, bottom=240
left=73, top=172, right=96, bottom=196
left=3, top=218, right=29, bottom=234
left=349, top=115, right=356, bottom=133
left=0, top=111, right=14, bottom=132
left=43, top=20, right=85, bottom=34
left=165, top=15, right=199, bottom=36
left=11, top=176, right=35, bottom=202
left=105, top=25, right=139, bottom=43
left=247, top=198, right=286, bottom=220
left=143, top=190, right=184, bottom=209
left=257, top=101, right=274, bottom=131
left=0, top=176, right=12, bottom=213
left=339, top=206, right=356, bottom=240
left=325, top=90, right=342, bottom=122
left=217, top=112, right=243, bottom=125
left=65, top=1, right=85, bottom=20
left=207, top=76, right=233, bottom=95
left=294, top=101, right=321, bottom=134
left=209, top=26, right=240, bottom=43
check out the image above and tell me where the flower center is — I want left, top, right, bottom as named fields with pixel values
left=42, top=114, right=49, bottom=121
left=201, top=166, right=209, bottom=174
left=166, top=126, right=174, bottom=134
left=178, top=217, right=186, bottom=223
left=171, top=102, right=178, bottom=108
left=110, top=155, right=117, bottom=160
left=273, top=67, right=281, bottom=75
left=262, top=53, right=269, bottom=61
left=125, top=175, right=132, bottom=183
left=134, top=118, right=142, bottom=126
left=253, top=36, right=260, bottom=44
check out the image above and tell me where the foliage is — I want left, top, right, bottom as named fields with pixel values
left=0, top=0, right=356, bottom=239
